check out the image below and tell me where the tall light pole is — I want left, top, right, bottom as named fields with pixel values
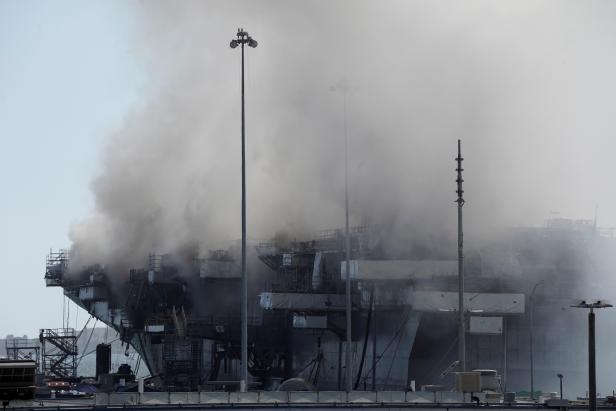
left=331, top=79, right=353, bottom=392
left=571, top=300, right=613, bottom=411
left=455, top=139, right=465, bottom=372
left=529, top=279, right=544, bottom=401
left=230, top=27, right=257, bottom=393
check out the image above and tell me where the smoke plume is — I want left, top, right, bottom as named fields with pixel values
left=64, top=1, right=616, bottom=395
left=70, top=1, right=616, bottom=274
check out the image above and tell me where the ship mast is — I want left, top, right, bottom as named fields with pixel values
left=456, top=139, right=466, bottom=371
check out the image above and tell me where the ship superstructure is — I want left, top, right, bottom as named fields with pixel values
left=44, top=219, right=613, bottom=392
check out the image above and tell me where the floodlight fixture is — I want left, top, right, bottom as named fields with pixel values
left=230, top=28, right=258, bottom=50
left=571, top=300, right=613, bottom=310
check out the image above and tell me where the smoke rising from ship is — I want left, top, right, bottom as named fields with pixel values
left=62, top=1, right=616, bottom=395
left=69, top=1, right=616, bottom=274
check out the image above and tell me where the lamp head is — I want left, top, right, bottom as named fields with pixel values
left=230, top=40, right=239, bottom=49
left=571, top=300, right=589, bottom=308
left=594, top=300, right=613, bottom=308
left=248, top=38, right=258, bottom=48
left=571, top=299, right=613, bottom=309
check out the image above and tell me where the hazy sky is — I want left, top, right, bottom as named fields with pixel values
left=0, top=1, right=143, bottom=336
left=3, top=0, right=616, bottom=340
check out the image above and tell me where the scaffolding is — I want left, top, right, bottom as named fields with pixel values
left=39, top=328, right=77, bottom=379
left=45, top=250, right=69, bottom=287
left=5, top=338, right=40, bottom=372
left=162, top=335, right=203, bottom=390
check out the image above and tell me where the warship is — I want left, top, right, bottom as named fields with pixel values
left=43, top=217, right=612, bottom=393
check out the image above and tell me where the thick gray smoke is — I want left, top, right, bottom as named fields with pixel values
left=67, top=0, right=616, bottom=395
left=70, top=2, right=616, bottom=269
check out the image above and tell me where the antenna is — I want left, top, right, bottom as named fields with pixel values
left=455, top=139, right=465, bottom=372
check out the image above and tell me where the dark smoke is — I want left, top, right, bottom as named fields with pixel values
left=65, top=0, right=616, bottom=395
left=70, top=1, right=616, bottom=273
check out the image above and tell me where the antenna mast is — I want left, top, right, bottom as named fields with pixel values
left=456, top=139, right=466, bottom=372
